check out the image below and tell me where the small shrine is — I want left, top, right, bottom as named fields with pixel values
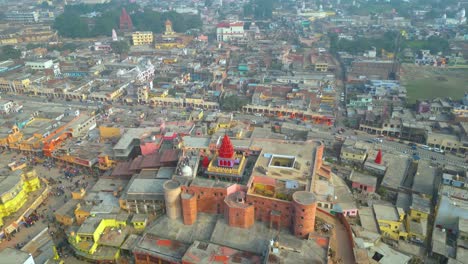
left=155, top=19, right=193, bottom=49
left=205, top=135, right=247, bottom=182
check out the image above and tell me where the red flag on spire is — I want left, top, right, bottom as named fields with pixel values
left=375, top=149, right=382, bottom=164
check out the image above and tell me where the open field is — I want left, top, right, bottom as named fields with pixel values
left=400, top=64, right=468, bottom=104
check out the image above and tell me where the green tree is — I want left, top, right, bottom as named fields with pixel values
left=256, top=0, right=274, bottom=19
left=53, top=12, right=89, bottom=38
left=111, top=40, right=130, bottom=55
left=91, top=10, right=120, bottom=36
left=168, top=88, right=177, bottom=96
left=0, top=45, right=21, bottom=60
left=26, top=43, right=41, bottom=50
left=243, top=3, right=254, bottom=18
left=220, top=95, right=248, bottom=111
left=39, top=1, right=50, bottom=9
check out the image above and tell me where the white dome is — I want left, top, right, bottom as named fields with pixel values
left=182, top=165, right=192, bottom=177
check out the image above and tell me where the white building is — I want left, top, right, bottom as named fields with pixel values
left=435, top=185, right=468, bottom=231
left=216, top=21, right=244, bottom=42
left=25, top=60, right=54, bottom=70
left=5, top=11, right=39, bottom=23
left=0, top=99, right=14, bottom=114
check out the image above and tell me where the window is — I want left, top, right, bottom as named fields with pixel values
left=302, top=209, right=305, bottom=212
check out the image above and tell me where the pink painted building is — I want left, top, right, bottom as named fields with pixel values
left=349, top=171, right=377, bottom=193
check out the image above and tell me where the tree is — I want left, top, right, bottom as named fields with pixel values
left=26, top=43, right=42, bottom=50
left=111, top=40, right=130, bottom=55
left=168, top=89, right=177, bottom=96
left=0, top=45, right=21, bottom=60
left=53, top=12, right=89, bottom=38
left=39, top=1, right=50, bottom=9
left=253, top=0, right=274, bottom=19
left=53, top=3, right=202, bottom=38
left=91, top=10, right=120, bottom=36
left=220, top=95, right=248, bottom=111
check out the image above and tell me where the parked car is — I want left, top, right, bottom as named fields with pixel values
left=420, top=145, right=432, bottom=151
left=433, top=148, right=444, bottom=154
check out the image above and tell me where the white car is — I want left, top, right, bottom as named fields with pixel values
left=433, top=148, right=444, bottom=154
left=373, top=138, right=383, bottom=143
left=420, top=145, right=432, bottom=151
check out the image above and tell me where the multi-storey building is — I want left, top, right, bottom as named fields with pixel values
left=68, top=215, right=127, bottom=262
left=216, top=21, right=244, bottom=42
left=25, top=60, right=54, bottom=70
left=5, top=11, right=39, bottom=23
left=177, top=136, right=323, bottom=237
left=373, top=204, right=408, bottom=241
left=0, top=169, right=41, bottom=227
left=132, top=32, right=153, bottom=46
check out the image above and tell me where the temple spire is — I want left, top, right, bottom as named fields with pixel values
left=218, top=134, right=234, bottom=159
left=375, top=149, right=382, bottom=164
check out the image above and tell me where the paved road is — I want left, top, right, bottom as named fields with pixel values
left=310, top=128, right=466, bottom=168
left=4, top=93, right=466, bottom=168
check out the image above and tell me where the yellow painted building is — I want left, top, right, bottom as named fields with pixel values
left=154, top=19, right=192, bottom=49
left=132, top=31, right=153, bottom=46
left=0, top=76, right=31, bottom=93
left=0, top=126, right=23, bottom=148
left=55, top=199, right=79, bottom=226
left=373, top=204, right=408, bottom=241
left=208, top=117, right=233, bottom=135
left=0, top=36, right=19, bottom=45
left=207, top=153, right=246, bottom=178
left=162, top=58, right=178, bottom=64
left=155, top=42, right=187, bottom=49
left=99, top=126, right=121, bottom=140
left=189, top=110, right=204, bottom=121
left=408, top=197, right=430, bottom=223
left=74, top=203, right=91, bottom=225
left=0, top=169, right=41, bottom=227
left=340, top=146, right=367, bottom=164
left=69, top=215, right=127, bottom=261
left=71, top=188, right=86, bottom=200
left=427, top=132, right=461, bottom=152
left=131, top=214, right=147, bottom=230
left=314, top=62, right=329, bottom=72
left=406, top=195, right=431, bottom=242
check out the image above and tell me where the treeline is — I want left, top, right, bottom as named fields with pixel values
left=53, top=3, right=202, bottom=38
left=243, top=0, right=275, bottom=19
left=329, top=32, right=450, bottom=55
